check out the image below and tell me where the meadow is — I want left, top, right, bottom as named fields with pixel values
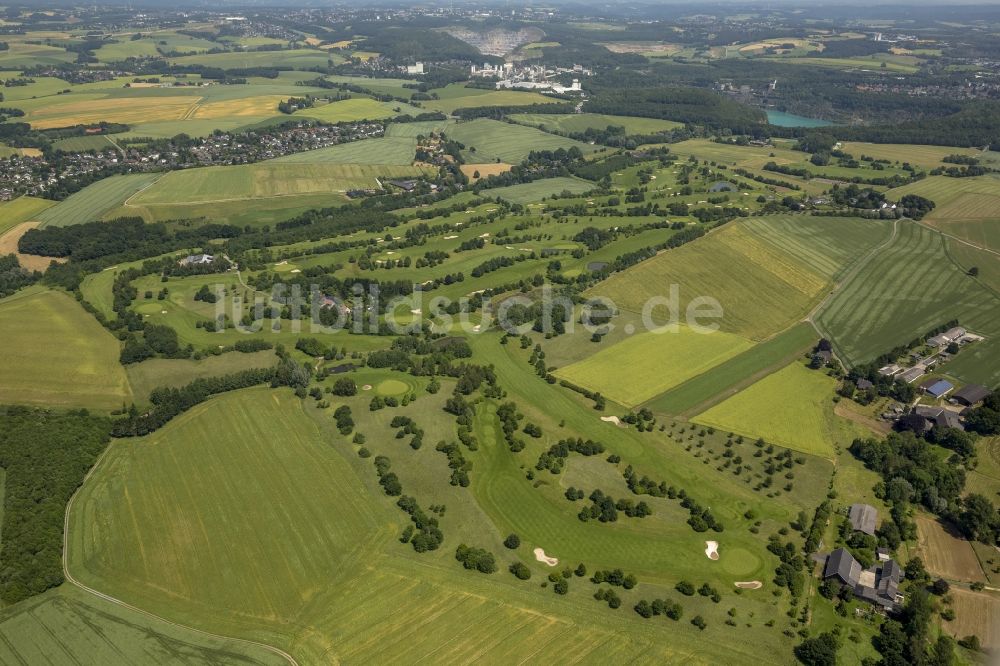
left=0, top=288, right=132, bottom=410
left=913, top=514, right=986, bottom=583
left=692, top=361, right=859, bottom=458
left=37, top=174, right=161, bottom=227
left=814, top=220, right=1000, bottom=383
left=555, top=326, right=754, bottom=407
left=890, top=175, right=1000, bottom=251
left=510, top=112, right=683, bottom=135
left=422, top=86, right=562, bottom=115
left=169, top=48, right=336, bottom=70
left=271, top=135, right=417, bottom=165
left=125, top=350, right=279, bottom=403
left=490, top=176, right=595, bottom=204
left=296, top=97, right=413, bottom=123
left=446, top=119, right=599, bottom=164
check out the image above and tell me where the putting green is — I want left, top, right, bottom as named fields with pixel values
left=720, top=547, right=761, bottom=576
left=376, top=379, right=410, bottom=396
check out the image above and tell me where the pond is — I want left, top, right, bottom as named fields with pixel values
left=766, top=110, right=834, bottom=128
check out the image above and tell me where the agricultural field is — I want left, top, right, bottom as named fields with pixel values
left=814, top=220, right=1000, bottom=384
left=125, top=350, right=279, bottom=403
left=0, top=587, right=284, bottom=666
left=169, top=48, right=337, bottom=70
left=271, top=136, right=417, bottom=165
left=0, top=41, right=75, bottom=68
left=647, top=322, right=819, bottom=416
left=0, top=196, right=54, bottom=235
left=24, top=95, right=200, bottom=129
left=446, top=119, right=600, bottom=164
left=295, top=97, right=407, bottom=123
left=913, top=514, right=987, bottom=583
left=490, top=176, right=595, bottom=204
left=943, top=588, right=1000, bottom=651
left=890, top=175, right=1000, bottom=251
left=422, top=86, right=562, bottom=115
left=385, top=119, right=450, bottom=137
left=37, top=173, right=161, bottom=227
left=691, top=361, right=861, bottom=458
left=130, top=162, right=432, bottom=205
left=51, top=134, right=117, bottom=152
left=555, top=326, right=754, bottom=407
left=510, top=112, right=683, bottom=135
left=0, top=288, right=132, bottom=410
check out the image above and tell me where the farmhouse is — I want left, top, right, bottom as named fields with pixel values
left=823, top=548, right=903, bottom=611
left=898, top=367, right=925, bottom=384
left=848, top=503, right=878, bottom=535
left=856, top=378, right=875, bottom=391
left=927, top=326, right=967, bottom=347
left=920, top=379, right=954, bottom=399
left=953, top=383, right=990, bottom=407
left=912, top=405, right=964, bottom=431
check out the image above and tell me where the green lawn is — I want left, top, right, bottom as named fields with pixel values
left=692, top=361, right=861, bottom=459
left=0, top=288, right=132, bottom=410
left=555, top=325, right=754, bottom=407
left=37, top=174, right=161, bottom=227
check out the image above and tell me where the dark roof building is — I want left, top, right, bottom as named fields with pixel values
left=823, top=548, right=903, bottom=611
left=824, top=548, right=861, bottom=588
left=913, top=406, right=964, bottom=431
left=923, top=380, right=954, bottom=398
left=953, top=384, right=990, bottom=407
left=849, top=504, right=878, bottom=535
left=856, top=378, right=874, bottom=391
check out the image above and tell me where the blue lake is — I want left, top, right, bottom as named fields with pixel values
left=766, top=111, right=834, bottom=128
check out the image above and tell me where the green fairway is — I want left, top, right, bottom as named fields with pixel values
left=814, top=220, right=1000, bottom=380
left=491, top=176, right=596, bottom=204
left=647, top=322, right=819, bottom=416
left=271, top=136, right=417, bottom=165
left=37, top=174, right=161, bottom=227
left=0, top=288, right=132, bottom=409
left=556, top=325, right=755, bottom=407
left=446, top=119, right=599, bottom=164
left=692, top=361, right=858, bottom=458
left=510, top=112, right=683, bottom=135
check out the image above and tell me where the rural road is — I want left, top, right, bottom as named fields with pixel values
left=62, top=445, right=300, bottom=666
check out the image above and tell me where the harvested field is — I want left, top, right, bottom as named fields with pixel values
left=0, top=221, right=66, bottom=271
left=943, top=587, right=1000, bottom=651
left=915, top=515, right=987, bottom=583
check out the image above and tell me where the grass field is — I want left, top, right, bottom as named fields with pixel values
left=0, top=196, right=54, bottom=235
left=271, top=135, right=417, bottom=165
left=490, top=176, right=595, bottom=204
left=123, top=193, right=348, bottom=229
left=446, top=119, right=599, bottom=165
left=839, top=142, right=983, bottom=168
left=51, top=134, right=117, bottom=152
left=647, top=322, right=818, bottom=416
left=37, top=174, right=161, bottom=227
left=170, top=48, right=336, bottom=70
left=26, top=95, right=199, bottom=129
left=422, top=87, right=563, bottom=115
left=125, top=350, right=279, bottom=403
left=814, top=221, right=1000, bottom=383
left=510, top=112, right=683, bottom=135
left=0, top=586, right=283, bottom=665
left=914, top=514, right=986, bottom=583
left=384, top=119, right=450, bottom=137
left=555, top=325, right=754, bottom=407
left=0, top=41, right=75, bottom=68
left=590, top=219, right=869, bottom=340
left=296, top=97, right=406, bottom=123
left=130, top=162, right=431, bottom=204
left=692, top=361, right=856, bottom=458
left=890, top=175, right=1000, bottom=252
left=0, top=288, right=132, bottom=409
left=94, top=38, right=161, bottom=61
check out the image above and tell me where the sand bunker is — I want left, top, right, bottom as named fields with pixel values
left=444, top=235, right=458, bottom=239
left=362, top=384, right=373, bottom=391
left=600, top=415, right=625, bottom=427
left=735, top=581, right=762, bottom=589
left=705, top=541, right=720, bottom=560
left=533, top=548, right=558, bottom=566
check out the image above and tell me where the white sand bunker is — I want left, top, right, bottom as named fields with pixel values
left=705, top=541, right=720, bottom=560
left=290, top=269, right=301, bottom=273
left=410, top=309, right=421, bottom=314
left=534, top=548, right=558, bottom=567
left=472, top=324, right=481, bottom=332
left=362, top=384, right=373, bottom=391
left=735, top=581, right=762, bottom=589
left=600, top=416, right=625, bottom=427
left=444, top=235, right=458, bottom=239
